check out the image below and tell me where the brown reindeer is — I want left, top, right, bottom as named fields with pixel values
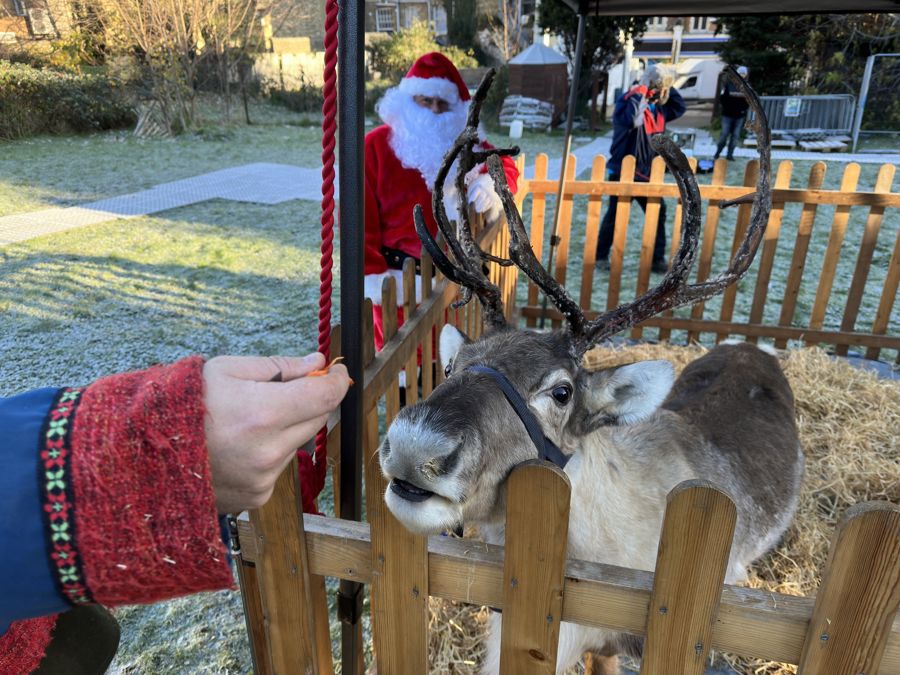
left=379, top=68, right=803, bottom=674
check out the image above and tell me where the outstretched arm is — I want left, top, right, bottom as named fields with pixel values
left=0, top=354, right=349, bottom=630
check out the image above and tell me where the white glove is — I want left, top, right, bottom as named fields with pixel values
left=466, top=172, right=503, bottom=221
left=442, top=181, right=461, bottom=222
left=635, top=96, right=649, bottom=128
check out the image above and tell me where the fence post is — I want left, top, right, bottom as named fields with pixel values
left=364, top=276, right=430, bottom=674
left=234, top=557, right=273, bottom=675
left=717, top=160, right=759, bottom=344
left=641, top=480, right=737, bottom=675
left=798, top=501, right=900, bottom=674
left=500, top=460, right=571, bottom=674
left=248, top=457, right=328, bottom=674
left=526, top=154, right=548, bottom=328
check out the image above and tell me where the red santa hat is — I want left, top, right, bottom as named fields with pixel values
left=397, top=52, right=471, bottom=105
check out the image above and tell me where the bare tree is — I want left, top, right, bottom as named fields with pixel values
left=98, top=0, right=256, bottom=134
left=206, top=0, right=258, bottom=122
left=482, top=0, right=528, bottom=62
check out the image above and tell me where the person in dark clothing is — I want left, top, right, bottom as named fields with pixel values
left=596, top=64, right=686, bottom=274
left=715, top=65, right=750, bottom=161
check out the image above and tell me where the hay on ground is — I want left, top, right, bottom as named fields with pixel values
left=426, top=344, right=900, bottom=674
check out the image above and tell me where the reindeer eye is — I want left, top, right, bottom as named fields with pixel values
left=444, top=363, right=452, bottom=377
left=551, top=384, right=572, bottom=405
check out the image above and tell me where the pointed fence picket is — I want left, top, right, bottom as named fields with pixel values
left=238, top=464, right=900, bottom=673
left=520, top=153, right=899, bottom=360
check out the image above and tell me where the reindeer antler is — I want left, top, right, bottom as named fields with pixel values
left=414, top=68, right=519, bottom=330
left=485, top=65, right=772, bottom=357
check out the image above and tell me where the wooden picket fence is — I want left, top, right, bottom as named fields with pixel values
left=234, top=154, right=900, bottom=674
left=520, top=153, right=899, bottom=362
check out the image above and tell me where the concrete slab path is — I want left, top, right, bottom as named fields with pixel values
left=523, top=137, right=612, bottom=180
left=0, top=163, right=330, bottom=246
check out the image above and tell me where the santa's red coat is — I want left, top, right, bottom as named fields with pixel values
left=364, top=124, right=520, bottom=278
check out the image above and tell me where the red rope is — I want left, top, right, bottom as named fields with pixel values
left=299, top=0, right=339, bottom=516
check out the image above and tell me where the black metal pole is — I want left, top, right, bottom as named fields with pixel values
left=338, top=0, right=365, bottom=671
left=540, top=9, right=586, bottom=328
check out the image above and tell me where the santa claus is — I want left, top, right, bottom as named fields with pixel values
left=364, top=52, right=520, bottom=350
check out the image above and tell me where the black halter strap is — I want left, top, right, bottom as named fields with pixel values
left=466, top=365, right=570, bottom=469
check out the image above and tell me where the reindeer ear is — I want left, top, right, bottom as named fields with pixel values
left=579, top=360, right=674, bottom=427
left=439, top=324, right=469, bottom=370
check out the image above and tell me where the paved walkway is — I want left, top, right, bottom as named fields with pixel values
left=685, top=128, right=900, bottom=164
left=3, top=139, right=897, bottom=246
left=526, top=137, right=613, bottom=180
left=0, top=163, right=329, bottom=246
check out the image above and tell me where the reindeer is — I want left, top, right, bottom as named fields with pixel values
left=378, top=68, right=804, bottom=674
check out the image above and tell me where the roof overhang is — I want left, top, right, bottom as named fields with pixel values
left=559, top=0, right=899, bottom=13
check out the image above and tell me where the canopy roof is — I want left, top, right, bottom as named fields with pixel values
left=509, top=43, right=569, bottom=65
left=558, top=0, right=899, bottom=13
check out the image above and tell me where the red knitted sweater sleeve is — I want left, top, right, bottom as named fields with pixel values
left=60, top=356, right=232, bottom=605
left=0, top=615, right=57, bottom=675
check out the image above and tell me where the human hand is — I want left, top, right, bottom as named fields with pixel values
left=467, top=172, right=502, bottom=217
left=202, top=353, right=351, bottom=513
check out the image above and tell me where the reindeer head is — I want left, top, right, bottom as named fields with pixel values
left=380, top=67, right=772, bottom=535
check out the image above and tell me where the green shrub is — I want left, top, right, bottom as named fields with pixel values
left=365, top=80, right=393, bottom=115
left=0, top=61, right=135, bottom=140
left=267, top=73, right=324, bottom=114
left=48, top=30, right=106, bottom=72
left=367, top=21, right=478, bottom=81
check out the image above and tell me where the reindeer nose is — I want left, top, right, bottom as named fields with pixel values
left=381, top=412, right=462, bottom=485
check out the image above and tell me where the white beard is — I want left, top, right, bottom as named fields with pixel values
left=376, top=86, right=471, bottom=189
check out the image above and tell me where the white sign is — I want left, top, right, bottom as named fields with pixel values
left=784, top=98, right=803, bottom=117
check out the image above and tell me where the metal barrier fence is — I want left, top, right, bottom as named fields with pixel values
left=749, top=95, right=856, bottom=135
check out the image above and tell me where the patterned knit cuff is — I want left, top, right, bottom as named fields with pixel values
left=38, top=387, right=93, bottom=605
left=40, top=356, right=232, bottom=606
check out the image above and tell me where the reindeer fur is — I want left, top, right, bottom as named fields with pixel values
left=380, top=327, right=803, bottom=673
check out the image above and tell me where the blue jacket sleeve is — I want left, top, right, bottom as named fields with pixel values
left=613, top=90, right=642, bottom=129
left=663, top=88, right=687, bottom=123
left=0, top=388, right=71, bottom=631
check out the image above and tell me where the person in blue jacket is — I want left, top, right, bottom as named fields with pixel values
left=595, top=64, right=686, bottom=274
left=0, top=353, right=350, bottom=675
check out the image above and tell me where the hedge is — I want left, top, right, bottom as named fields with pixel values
left=0, top=61, right=136, bottom=141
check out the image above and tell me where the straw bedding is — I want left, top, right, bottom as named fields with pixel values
left=425, top=344, right=900, bottom=674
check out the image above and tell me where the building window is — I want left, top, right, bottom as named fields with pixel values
left=691, top=16, right=710, bottom=32
left=375, top=5, right=397, bottom=33
left=647, top=16, right=668, bottom=30
left=399, top=4, right=426, bottom=29
left=12, top=0, right=27, bottom=16
left=432, top=4, right=447, bottom=36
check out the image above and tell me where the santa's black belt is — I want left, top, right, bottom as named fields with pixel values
left=381, top=246, right=434, bottom=276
